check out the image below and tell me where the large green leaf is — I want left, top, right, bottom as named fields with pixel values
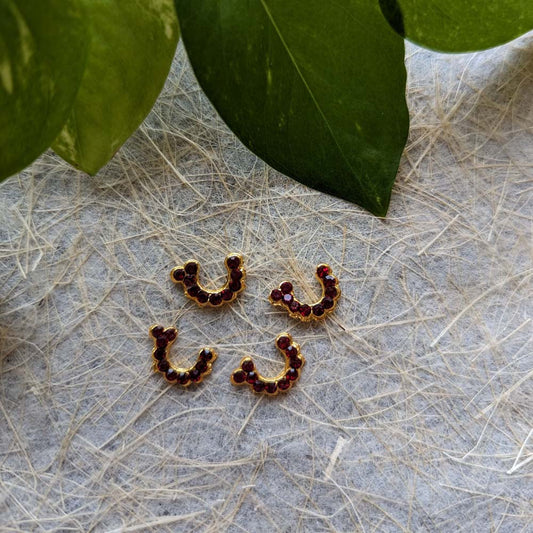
left=0, top=0, right=88, bottom=181
left=175, top=0, right=409, bottom=216
left=379, top=0, right=533, bottom=52
left=52, top=0, right=179, bottom=175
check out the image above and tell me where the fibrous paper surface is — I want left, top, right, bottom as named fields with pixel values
left=0, top=38, right=532, bottom=532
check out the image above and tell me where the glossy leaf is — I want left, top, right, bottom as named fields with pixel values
left=0, top=0, right=88, bottom=181
left=379, top=0, right=533, bottom=52
left=52, top=0, right=179, bottom=175
left=175, top=0, right=409, bottom=216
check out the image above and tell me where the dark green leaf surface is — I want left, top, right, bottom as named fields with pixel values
left=0, top=0, right=88, bottom=181
left=379, top=0, right=533, bottom=52
left=175, top=0, right=409, bottom=216
left=52, top=0, right=179, bottom=175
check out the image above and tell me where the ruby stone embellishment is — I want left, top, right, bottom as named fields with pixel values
left=268, top=263, right=341, bottom=322
left=149, top=324, right=217, bottom=386
left=230, top=333, right=305, bottom=395
left=170, top=253, right=246, bottom=307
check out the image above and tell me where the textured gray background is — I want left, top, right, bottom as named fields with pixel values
left=0, top=36, right=532, bottom=532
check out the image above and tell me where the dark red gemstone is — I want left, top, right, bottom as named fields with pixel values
left=280, top=281, right=293, bottom=294
left=197, top=291, right=209, bottom=304
left=323, top=275, right=336, bottom=287
left=189, top=368, right=202, bottom=382
left=226, top=255, right=241, bottom=269
left=157, top=360, right=170, bottom=372
left=317, top=265, right=330, bottom=278
left=172, top=268, right=185, bottom=282
left=270, top=289, right=283, bottom=301
left=265, top=382, right=278, bottom=394
left=177, top=371, right=190, bottom=385
left=151, top=325, right=164, bottom=338
left=286, top=368, right=299, bottom=381
left=188, top=285, right=200, bottom=297
left=166, top=368, right=178, bottom=381
left=232, top=370, right=246, bottom=383
left=282, top=293, right=293, bottom=306
left=156, top=336, right=168, bottom=348
left=221, top=288, right=233, bottom=301
left=246, top=371, right=257, bottom=384
left=153, top=347, right=166, bottom=361
left=195, top=360, right=208, bottom=373
left=299, top=304, right=311, bottom=317
left=183, top=275, right=196, bottom=288
left=322, top=297, right=334, bottom=309
left=277, top=336, right=291, bottom=350
left=285, top=345, right=297, bottom=358
left=289, top=300, right=300, bottom=313
left=229, top=280, right=241, bottom=292
left=209, top=292, right=222, bottom=306
left=241, top=359, right=254, bottom=372
left=253, top=380, right=265, bottom=393
left=199, top=349, right=213, bottom=361
left=230, top=269, right=243, bottom=281
left=165, top=329, right=177, bottom=342
left=278, top=378, right=290, bottom=390
left=185, top=262, right=198, bottom=275
left=325, top=286, right=337, bottom=298
left=290, top=356, right=302, bottom=369
left=312, top=303, right=325, bottom=316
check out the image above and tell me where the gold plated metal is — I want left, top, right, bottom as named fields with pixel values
left=149, top=325, right=217, bottom=386
left=170, top=253, right=246, bottom=307
left=269, top=263, right=340, bottom=322
left=230, top=333, right=305, bottom=395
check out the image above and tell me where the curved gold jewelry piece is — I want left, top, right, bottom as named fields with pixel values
left=230, top=333, right=305, bottom=395
left=170, top=253, right=246, bottom=307
left=149, top=324, right=217, bottom=386
left=269, top=264, right=341, bottom=322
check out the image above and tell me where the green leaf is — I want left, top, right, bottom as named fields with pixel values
left=52, top=0, right=179, bottom=175
left=0, top=0, right=88, bottom=181
left=379, top=0, right=533, bottom=52
left=175, top=0, right=409, bottom=216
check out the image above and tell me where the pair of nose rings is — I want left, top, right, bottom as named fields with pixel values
left=149, top=254, right=340, bottom=395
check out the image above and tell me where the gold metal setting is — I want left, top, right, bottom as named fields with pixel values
left=170, top=253, right=246, bottom=307
left=230, top=333, right=305, bottom=395
left=149, top=325, right=217, bottom=386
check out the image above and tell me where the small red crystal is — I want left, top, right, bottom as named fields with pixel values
left=165, top=329, right=177, bottom=342
left=151, top=325, right=164, bottom=338
left=286, top=368, right=299, bottom=381
left=226, top=255, right=241, bottom=269
left=190, top=368, right=202, bottom=382
left=312, top=303, right=325, bottom=316
left=277, top=336, right=291, bottom=350
left=289, top=356, right=302, bottom=369
left=299, top=304, right=311, bottom=317
left=280, top=281, right=293, bottom=294
left=183, top=276, right=196, bottom=288
left=241, top=359, right=254, bottom=372
left=322, top=297, right=334, bottom=309
left=209, top=293, right=223, bottom=306
left=199, top=349, right=213, bottom=361
left=177, top=371, right=190, bottom=385
left=172, top=268, right=185, bottom=282
left=153, top=347, right=166, bottom=361
left=278, top=378, right=290, bottom=390
left=323, top=275, right=336, bottom=287
left=185, top=262, right=198, bottom=275
left=229, top=280, right=241, bottom=292
left=230, top=269, right=243, bottom=281
left=289, top=300, right=300, bottom=313
left=232, top=370, right=246, bottom=383
left=195, top=360, right=208, bottom=373
left=166, top=369, right=178, bottom=382
left=156, top=336, right=168, bottom=348
left=246, top=371, right=257, bottom=384
left=197, top=291, right=209, bottom=304
left=270, top=289, right=283, bottom=301
left=317, top=265, right=330, bottom=278
left=188, top=285, right=200, bottom=297
left=325, top=286, right=337, bottom=298
left=221, top=288, right=233, bottom=301
left=265, top=382, right=278, bottom=394
left=282, top=293, right=293, bottom=305
left=253, top=381, right=265, bottom=393
left=157, top=360, right=170, bottom=372
left=285, top=345, right=298, bottom=358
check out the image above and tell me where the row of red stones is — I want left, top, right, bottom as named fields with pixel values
left=172, top=255, right=243, bottom=305
left=150, top=325, right=214, bottom=385
left=270, top=265, right=338, bottom=318
left=231, top=335, right=302, bottom=394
